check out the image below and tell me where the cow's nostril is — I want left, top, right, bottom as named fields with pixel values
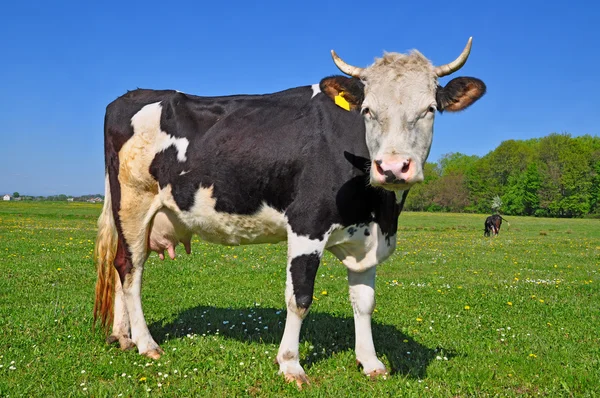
left=374, top=160, right=384, bottom=175
left=401, top=160, right=411, bottom=173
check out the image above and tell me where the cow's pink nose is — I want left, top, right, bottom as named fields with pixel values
left=373, top=158, right=414, bottom=184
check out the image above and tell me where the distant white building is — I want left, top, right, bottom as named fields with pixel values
left=3, top=194, right=11, bottom=201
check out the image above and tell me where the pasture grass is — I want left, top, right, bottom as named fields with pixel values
left=0, top=201, right=598, bottom=396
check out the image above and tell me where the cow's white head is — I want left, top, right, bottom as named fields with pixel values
left=327, top=38, right=486, bottom=191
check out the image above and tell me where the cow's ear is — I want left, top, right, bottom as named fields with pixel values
left=319, top=76, right=364, bottom=111
left=436, top=77, right=486, bottom=112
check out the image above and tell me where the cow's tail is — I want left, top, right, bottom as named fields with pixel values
left=500, top=216, right=511, bottom=228
left=93, top=174, right=117, bottom=334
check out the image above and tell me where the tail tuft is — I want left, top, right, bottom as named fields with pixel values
left=93, top=176, right=117, bottom=334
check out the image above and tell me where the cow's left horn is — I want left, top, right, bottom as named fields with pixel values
left=434, top=37, right=473, bottom=77
left=331, top=50, right=364, bottom=77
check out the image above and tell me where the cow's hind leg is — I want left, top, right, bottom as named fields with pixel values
left=116, top=194, right=164, bottom=359
left=120, top=255, right=163, bottom=359
left=276, top=227, right=329, bottom=388
left=348, top=267, right=387, bottom=377
left=106, top=266, right=135, bottom=351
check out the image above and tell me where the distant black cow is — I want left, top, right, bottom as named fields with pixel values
left=484, top=214, right=508, bottom=236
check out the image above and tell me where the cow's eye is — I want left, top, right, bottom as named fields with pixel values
left=360, top=106, right=375, bottom=119
left=428, top=105, right=436, bottom=113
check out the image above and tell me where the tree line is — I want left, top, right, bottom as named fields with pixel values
left=404, top=133, right=600, bottom=217
left=8, top=193, right=104, bottom=202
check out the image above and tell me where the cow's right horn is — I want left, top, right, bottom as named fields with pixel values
left=331, top=50, right=364, bottom=77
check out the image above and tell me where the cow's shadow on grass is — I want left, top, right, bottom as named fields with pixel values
left=149, top=305, right=457, bottom=378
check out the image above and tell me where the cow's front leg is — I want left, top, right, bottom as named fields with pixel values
left=348, top=267, right=387, bottom=377
left=276, top=229, right=327, bottom=388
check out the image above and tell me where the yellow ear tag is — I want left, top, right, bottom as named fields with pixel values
left=335, top=91, right=351, bottom=111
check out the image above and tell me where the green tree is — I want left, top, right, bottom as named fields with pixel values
left=431, top=173, right=470, bottom=212
left=590, top=160, right=600, bottom=214
left=537, top=133, right=595, bottom=217
left=435, top=152, right=479, bottom=212
left=13, top=192, right=20, bottom=198
left=406, top=133, right=599, bottom=217
left=502, top=162, right=541, bottom=216
left=404, top=162, right=439, bottom=211
left=465, top=156, right=494, bottom=213
left=438, top=152, right=479, bottom=176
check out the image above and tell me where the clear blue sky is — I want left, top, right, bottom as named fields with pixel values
left=1, top=0, right=598, bottom=196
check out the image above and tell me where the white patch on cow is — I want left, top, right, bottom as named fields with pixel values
left=311, top=83, right=321, bottom=98
left=179, top=170, right=190, bottom=176
left=326, top=222, right=396, bottom=272
left=173, top=185, right=287, bottom=245
left=287, top=231, right=325, bottom=257
left=130, top=102, right=189, bottom=162
left=156, top=134, right=189, bottom=162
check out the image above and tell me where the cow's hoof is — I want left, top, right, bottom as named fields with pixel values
left=367, top=368, right=389, bottom=380
left=106, top=335, right=135, bottom=351
left=106, top=335, right=119, bottom=345
left=142, top=347, right=164, bottom=360
left=284, top=372, right=310, bottom=389
left=119, top=338, right=136, bottom=351
left=277, top=358, right=309, bottom=389
left=357, top=359, right=388, bottom=379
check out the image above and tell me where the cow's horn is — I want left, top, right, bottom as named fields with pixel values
left=331, top=50, right=364, bottom=77
left=434, top=37, right=473, bottom=77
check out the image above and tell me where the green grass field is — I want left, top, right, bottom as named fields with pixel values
left=0, top=201, right=598, bottom=397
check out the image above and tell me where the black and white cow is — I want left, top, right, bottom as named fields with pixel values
left=94, top=38, right=486, bottom=386
left=484, top=214, right=508, bottom=237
